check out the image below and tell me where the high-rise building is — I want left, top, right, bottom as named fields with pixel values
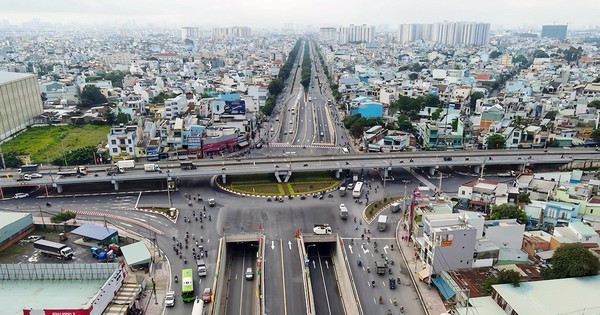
left=397, top=22, right=490, bottom=46
left=0, top=72, right=43, bottom=141
left=212, top=27, right=252, bottom=40
left=337, top=24, right=375, bottom=44
left=319, top=27, right=337, bottom=41
left=541, top=25, right=567, bottom=40
left=181, top=27, right=200, bottom=40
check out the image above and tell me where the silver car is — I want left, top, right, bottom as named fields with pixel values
left=165, top=291, right=175, bottom=307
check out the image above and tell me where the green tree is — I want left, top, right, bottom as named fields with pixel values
left=431, top=108, right=443, bottom=120
left=517, top=193, right=531, bottom=206
left=408, top=73, right=419, bottom=80
left=260, top=96, right=276, bottom=116
left=451, top=117, right=459, bottom=132
left=513, top=55, right=528, bottom=65
left=481, top=269, right=522, bottom=294
left=268, top=78, right=284, bottom=96
left=563, top=46, right=583, bottom=63
left=51, top=146, right=97, bottom=166
left=489, top=51, right=502, bottom=59
left=532, top=49, right=549, bottom=59
left=487, top=133, right=506, bottom=149
left=544, top=111, right=558, bottom=120
left=116, top=112, right=131, bottom=125
left=470, top=91, right=485, bottom=110
left=490, top=204, right=527, bottom=224
left=50, top=210, right=77, bottom=223
left=541, top=243, right=600, bottom=280
left=588, top=100, right=600, bottom=109
left=591, top=128, right=600, bottom=140
left=0, top=151, right=24, bottom=168
left=80, top=85, right=107, bottom=107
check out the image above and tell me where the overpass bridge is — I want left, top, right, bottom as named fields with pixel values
left=2, top=148, right=597, bottom=193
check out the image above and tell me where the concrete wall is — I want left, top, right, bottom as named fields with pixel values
left=332, top=237, right=362, bottom=315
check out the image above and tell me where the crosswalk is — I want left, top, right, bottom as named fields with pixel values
left=73, top=210, right=163, bottom=235
left=268, top=143, right=338, bottom=149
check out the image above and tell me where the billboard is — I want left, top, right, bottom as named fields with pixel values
left=224, top=99, right=246, bottom=115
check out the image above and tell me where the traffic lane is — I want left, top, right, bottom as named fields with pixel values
left=283, top=237, right=307, bottom=315
left=306, top=244, right=344, bottom=315
left=264, top=238, right=285, bottom=315
left=225, top=243, right=257, bottom=315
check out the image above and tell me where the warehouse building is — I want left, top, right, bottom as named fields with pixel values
left=0, top=263, right=142, bottom=315
left=0, top=212, right=34, bottom=251
left=0, top=71, right=43, bottom=141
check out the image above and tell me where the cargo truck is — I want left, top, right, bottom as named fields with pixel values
left=105, top=165, right=125, bottom=175
left=378, top=215, right=388, bottom=231
left=389, top=202, right=400, bottom=213
left=115, top=160, right=135, bottom=169
left=375, top=261, right=386, bottom=275
left=338, top=186, right=346, bottom=197
left=57, top=166, right=88, bottom=177
left=196, top=259, right=207, bottom=277
left=33, top=240, right=74, bottom=260
left=18, top=164, right=39, bottom=174
left=313, top=224, right=332, bottom=235
left=339, top=204, right=348, bottom=219
left=180, top=161, right=196, bottom=170
left=144, top=164, right=161, bottom=172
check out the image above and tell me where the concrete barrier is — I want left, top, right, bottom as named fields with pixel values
left=210, top=237, right=226, bottom=315
left=298, top=238, right=316, bottom=314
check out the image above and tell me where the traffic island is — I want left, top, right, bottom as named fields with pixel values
left=215, top=171, right=343, bottom=198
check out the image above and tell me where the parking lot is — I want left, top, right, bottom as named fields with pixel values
left=0, top=229, right=106, bottom=264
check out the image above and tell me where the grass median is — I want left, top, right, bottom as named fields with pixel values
left=219, top=171, right=342, bottom=196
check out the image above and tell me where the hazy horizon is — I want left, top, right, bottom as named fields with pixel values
left=1, top=0, right=599, bottom=30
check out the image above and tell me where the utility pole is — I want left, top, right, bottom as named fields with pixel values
left=438, top=171, right=443, bottom=197
left=38, top=205, right=46, bottom=229
left=0, top=147, right=5, bottom=170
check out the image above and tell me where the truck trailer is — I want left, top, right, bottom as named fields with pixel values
left=57, top=166, right=87, bottom=177
left=144, top=164, right=161, bottom=172
left=18, top=164, right=39, bottom=174
left=33, top=240, right=74, bottom=260
left=180, top=161, right=196, bottom=170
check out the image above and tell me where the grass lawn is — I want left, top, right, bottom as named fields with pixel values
left=365, top=195, right=405, bottom=221
left=0, top=125, right=110, bottom=163
left=221, top=171, right=342, bottom=196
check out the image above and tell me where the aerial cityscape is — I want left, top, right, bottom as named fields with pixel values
left=1, top=2, right=600, bottom=315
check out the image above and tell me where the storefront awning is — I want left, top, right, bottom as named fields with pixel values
left=431, top=275, right=455, bottom=300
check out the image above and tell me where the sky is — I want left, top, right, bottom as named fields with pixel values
left=0, top=0, right=599, bottom=30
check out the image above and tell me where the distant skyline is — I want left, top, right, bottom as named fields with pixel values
left=0, top=0, right=599, bottom=30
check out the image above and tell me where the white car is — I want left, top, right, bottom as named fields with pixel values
left=165, top=291, right=175, bottom=307
left=14, top=193, right=29, bottom=199
left=208, top=198, right=216, bottom=207
left=29, top=173, right=43, bottom=179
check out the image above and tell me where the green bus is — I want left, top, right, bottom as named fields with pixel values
left=181, top=268, right=195, bottom=302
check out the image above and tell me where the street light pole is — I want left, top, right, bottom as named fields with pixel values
left=38, top=205, right=46, bottom=229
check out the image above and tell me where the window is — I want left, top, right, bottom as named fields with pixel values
left=112, top=148, right=118, bottom=153
left=111, top=140, right=116, bottom=145
left=120, top=139, right=125, bottom=145
left=128, top=139, right=132, bottom=144
left=461, top=190, right=465, bottom=195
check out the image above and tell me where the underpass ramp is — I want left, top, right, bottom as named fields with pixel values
left=301, top=233, right=361, bottom=315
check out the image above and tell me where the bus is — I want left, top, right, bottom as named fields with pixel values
left=352, top=181, right=364, bottom=198
left=182, top=268, right=195, bottom=302
left=191, top=297, right=204, bottom=315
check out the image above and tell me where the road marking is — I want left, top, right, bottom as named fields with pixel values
left=271, top=240, right=275, bottom=250
left=288, top=240, right=292, bottom=250
left=384, top=245, right=389, bottom=254
left=348, top=245, right=353, bottom=254
left=135, top=192, right=142, bottom=208
left=280, top=239, right=288, bottom=315
left=325, top=260, right=329, bottom=269
left=312, top=260, right=316, bottom=269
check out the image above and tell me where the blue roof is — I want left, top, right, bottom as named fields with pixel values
left=431, top=275, right=455, bottom=300
left=71, top=224, right=118, bottom=241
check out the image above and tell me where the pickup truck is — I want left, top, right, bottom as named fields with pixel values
left=313, top=224, right=332, bottom=235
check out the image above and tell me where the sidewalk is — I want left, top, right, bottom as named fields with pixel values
left=396, top=226, right=447, bottom=315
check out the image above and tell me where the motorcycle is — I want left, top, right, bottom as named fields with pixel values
left=174, top=276, right=178, bottom=283
left=46, top=202, right=51, bottom=207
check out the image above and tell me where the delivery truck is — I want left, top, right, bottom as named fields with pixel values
left=180, top=161, right=196, bottom=170
left=105, top=165, right=125, bottom=175
left=313, top=224, right=333, bottom=235
left=144, top=164, right=161, bottom=172
left=338, top=186, right=347, bottom=197
left=339, top=204, right=348, bottom=219
left=33, top=240, right=74, bottom=260
left=57, top=166, right=88, bottom=177
left=115, top=160, right=135, bottom=169
left=378, top=215, right=388, bottom=231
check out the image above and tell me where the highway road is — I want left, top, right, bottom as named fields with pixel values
left=1, top=149, right=591, bottom=192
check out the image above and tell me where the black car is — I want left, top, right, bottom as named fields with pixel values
left=443, top=156, right=452, bottom=161
left=389, top=278, right=396, bottom=289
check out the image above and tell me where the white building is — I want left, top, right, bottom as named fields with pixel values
left=164, top=95, right=188, bottom=119
left=0, top=72, right=43, bottom=141
left=181, top=27, right=200, bottom=40
left=107, top=125, right=139, bottom=157
left=398, top=22, right=490, bottom=46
